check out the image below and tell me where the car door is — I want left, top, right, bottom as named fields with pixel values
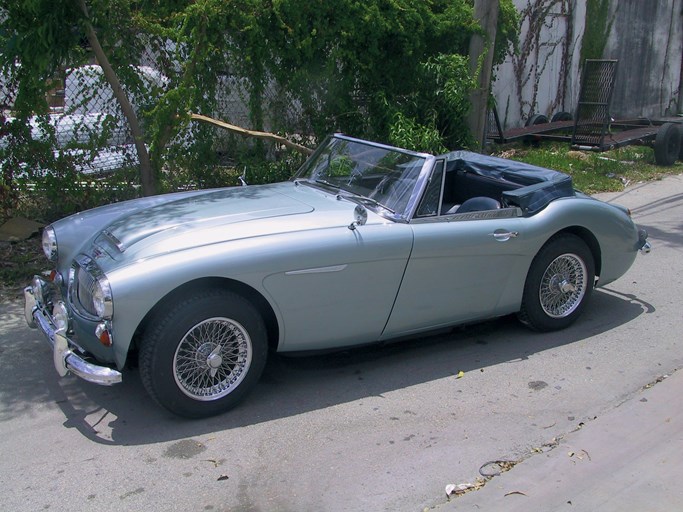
left=381, top=160, right=527, bottom=339
left=262, top=221, right=414, bottom=351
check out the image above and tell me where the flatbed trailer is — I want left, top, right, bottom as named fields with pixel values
left=488, top=60, right=683, bottom=166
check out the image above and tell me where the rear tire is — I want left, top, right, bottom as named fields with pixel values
left=654, top=122, right=681, bottom=166
left=518, top=234, right=594, bottom=332
left=526, top=114, right=549, bottom=126
left=551, top=111, right=572, bottom=122
left=139, top=289, right=268, bottom=418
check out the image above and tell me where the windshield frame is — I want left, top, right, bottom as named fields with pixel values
left=293, top=134, right=435, bottom=222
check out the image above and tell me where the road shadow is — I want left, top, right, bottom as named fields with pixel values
left=0, top=287, right=653, bottom=445
left=605, top=188, right=683, bottom=250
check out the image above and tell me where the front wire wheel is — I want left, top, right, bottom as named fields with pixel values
left=173, top=317, right=253, bottom=401
left=140, top=289, right=268, bottom=418
left=519, top=234, right=595, bottom=331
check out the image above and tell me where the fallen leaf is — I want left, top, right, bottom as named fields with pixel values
left=456, top=371, right=465, bottom=379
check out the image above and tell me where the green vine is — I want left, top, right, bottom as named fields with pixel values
left=580, top=0, right=614, bottom=63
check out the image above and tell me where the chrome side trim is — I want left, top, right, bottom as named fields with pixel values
left=285, top=265, right=348, bottom=275
left=24, top=286, right=122, bottom=386
left=410, top=207, right=522, bottom=224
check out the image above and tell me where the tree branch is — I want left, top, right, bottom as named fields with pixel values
left=76, top=0, right=156, bottom=195
left=189, top=113, right=313, bottom=155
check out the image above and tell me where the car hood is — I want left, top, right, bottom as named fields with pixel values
left=85, top=182, right=362, bottom=262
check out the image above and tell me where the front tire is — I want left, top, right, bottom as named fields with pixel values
left=139, top=289, right=268, bottom=418
left=518, top=234, right=595, bottom=332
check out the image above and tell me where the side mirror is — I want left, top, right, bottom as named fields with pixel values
left=348, top=204, right=368, bottom=230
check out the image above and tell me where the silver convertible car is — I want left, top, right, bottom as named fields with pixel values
left=24, top=134, right=650, bottom=417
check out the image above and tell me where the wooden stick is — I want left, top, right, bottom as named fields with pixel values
left=189, top=113, right=313, bottom=155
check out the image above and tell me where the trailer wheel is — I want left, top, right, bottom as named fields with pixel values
left=551, top=112, right=572, bottom=122
left=526, top=114, right=549, bottom=126
left=654, top=123, right=681, bottom=166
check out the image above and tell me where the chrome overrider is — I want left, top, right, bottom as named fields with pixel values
left=638, top=228, right=652, bottom=255
left=23, top=276, right=122, bottom=386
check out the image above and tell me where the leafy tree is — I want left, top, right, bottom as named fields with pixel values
left=0, top=0, right=519, bottom=215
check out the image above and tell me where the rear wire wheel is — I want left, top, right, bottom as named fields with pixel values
left=519, top=234, right=595, bottom=331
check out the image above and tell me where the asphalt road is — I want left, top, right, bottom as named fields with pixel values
left=1, top=174, right=682, bottom=512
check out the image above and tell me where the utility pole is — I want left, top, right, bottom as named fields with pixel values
left=467, top=0, right=500, bottom=151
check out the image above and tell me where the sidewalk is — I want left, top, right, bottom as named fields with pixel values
left=443, top=173, right=683, bottom=511
left=444, top=368, right=683, bottom=511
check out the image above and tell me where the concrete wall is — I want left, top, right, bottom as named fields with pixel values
left=492, top=0, right=682, bottom=129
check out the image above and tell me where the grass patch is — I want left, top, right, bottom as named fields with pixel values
left=493, top=142, right=682, bottom=194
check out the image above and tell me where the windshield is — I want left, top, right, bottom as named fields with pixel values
left=294, top=135, right=430, bottom=218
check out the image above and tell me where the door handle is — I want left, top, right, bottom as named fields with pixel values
left=491, top=230, right=519, bottom=241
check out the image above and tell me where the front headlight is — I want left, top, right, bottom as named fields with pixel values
left=42, top=226, right=58, bottom=261
left=92, top=277, right=114, bottom=319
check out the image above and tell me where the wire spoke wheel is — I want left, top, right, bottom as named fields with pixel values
left=140, top=289, right=267, bottom=418
left=539, top=253, right=587, bottom=318
left=173, top=317, right=253, bottom=401
left=518, top=234, right=594, bottom=332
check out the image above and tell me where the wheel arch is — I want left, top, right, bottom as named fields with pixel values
left=131, top=277, right=280, bottom=357
left=546, top=226, right=602, bottom=278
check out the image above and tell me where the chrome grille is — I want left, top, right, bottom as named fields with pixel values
left=70, top=257, right=99, bottom=317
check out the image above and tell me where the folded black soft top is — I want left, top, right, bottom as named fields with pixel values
left=439, top=150, right=575, bottom=215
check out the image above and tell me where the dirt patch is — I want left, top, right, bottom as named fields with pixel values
left=0, top=235, right=44, bottom=301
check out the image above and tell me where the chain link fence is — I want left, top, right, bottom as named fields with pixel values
left=2, top=60, right=310, bottom=176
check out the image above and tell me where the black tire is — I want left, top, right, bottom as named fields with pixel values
left=551, top=111, right=572, bottom=122
left=518, top=234, right=595, bottom=332
left=526, top=114, right=549, bottom=126
left=139, top=289, right=268, bottom=418
left=654, top=122, right=681, bottom=166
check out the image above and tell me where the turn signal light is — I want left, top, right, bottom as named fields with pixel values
left=95, top=322, right=112, bottom=347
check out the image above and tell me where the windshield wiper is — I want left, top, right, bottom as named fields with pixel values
left=314, top=179, right=339, bottom=189
left=295, top=178, right=339, bottom=192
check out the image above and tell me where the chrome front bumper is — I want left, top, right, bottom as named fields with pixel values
left=24, top=285, right=122, bottom=386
